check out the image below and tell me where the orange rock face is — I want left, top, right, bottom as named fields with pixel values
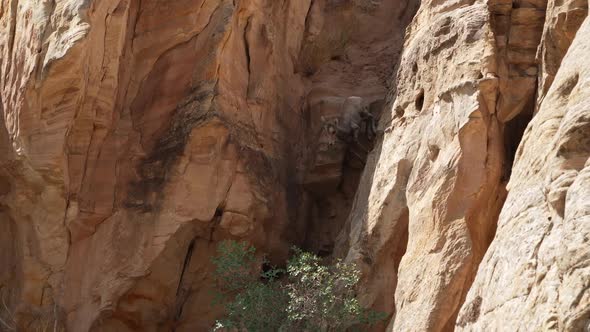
left=0, top=0, right=415, bottom=330
left=1, top=0, right=588, bottom=331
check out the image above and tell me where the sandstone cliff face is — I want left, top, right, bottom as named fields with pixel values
left=0, top=0, right=588, bottom=331
left=0, top=0, right=415, bottom=330
left=457, top=11, right=590, bottom=331
left=337, top=0, right=589, bottom=330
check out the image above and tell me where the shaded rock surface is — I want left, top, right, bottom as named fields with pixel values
left=0, top=0, right=588, bottom=331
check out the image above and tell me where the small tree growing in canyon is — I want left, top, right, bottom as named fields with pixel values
left=212, top=240, right=385, bottom=332
left=212, top=240, right=288, bottom=332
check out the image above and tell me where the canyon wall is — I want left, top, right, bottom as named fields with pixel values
left=457, top=8, right=590, bottom=330
left=0, top=0, right=415, bottom=330
left=337, top=0, right=589, bottom=330
left=0, top=0, right=588, bottom=331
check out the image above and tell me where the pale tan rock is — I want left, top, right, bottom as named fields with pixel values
left=537, top=0, right=588, bottom=102
left=2, top=0, right=589, bottom=330
left=457, top=16, right=590, bottom=331
left=336, top=1, right=509, bottom=329
left=337, top=0, right=585, bottom=331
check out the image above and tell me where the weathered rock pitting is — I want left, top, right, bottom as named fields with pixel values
left=337, top=3, right=508, bottom=329
left=337, top=0, right=588, bottom=330
left=457, top=6, right=589, bottom=330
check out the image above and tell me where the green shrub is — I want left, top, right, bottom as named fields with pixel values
left=212, top=241, right=288, bottom=332
left=212, top=241, right=385, bottom=332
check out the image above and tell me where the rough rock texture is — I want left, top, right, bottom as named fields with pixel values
left=337, top=3, right=506, bottom=329
left=457, top=11, right=590, bottom=331
left=337, top=0, right=589, bottom=331
left=0, top=0, right=416, bottom=330
left=1, top=0, right=589, bottom=331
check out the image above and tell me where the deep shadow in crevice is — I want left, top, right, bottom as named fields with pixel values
left=414, top=89, right=425, bottom=112
left=325, top=0, right=419, bottom=324
left=297, top=0, right=420, bottom=260
left=502, top=94, right=535, bottom=183
left=172, top=238, right=196, bottom=330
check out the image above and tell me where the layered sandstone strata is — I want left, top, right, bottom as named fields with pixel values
left=0, top=0, right=414, bottom=330
left=1, top=0, right=589, bottom=331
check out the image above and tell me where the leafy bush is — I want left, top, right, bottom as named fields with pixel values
left=212, top=241, right=288, bottom=332
left=212, top=241, right=385, bottom=332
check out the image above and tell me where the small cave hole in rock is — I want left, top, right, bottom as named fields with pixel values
left=412, top=62, right=418, bottom=73
left=395, top=106, right=405, bottom=118
left=558, top=73, right=579, bottom=96
left=502, top=97, right=535, bottom=182
left=214, top=207, right=223, bottom=218
left=428, top=144, right=440, bottom=161
left=362, top=255, right=373, bottom=265
left=415, top=89, right=425, bottom=112
left=457, top=296, right=483, bottom=326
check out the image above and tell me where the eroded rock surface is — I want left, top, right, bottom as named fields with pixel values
left=0, top=0, right=415, bottom=330
left=337, top=0, right=589, bottom=331
left=1, top=0, right=589, bottom=331
left=337, top=2, right=505, bottom=329
left=457, top=13, right=590, bottom=331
